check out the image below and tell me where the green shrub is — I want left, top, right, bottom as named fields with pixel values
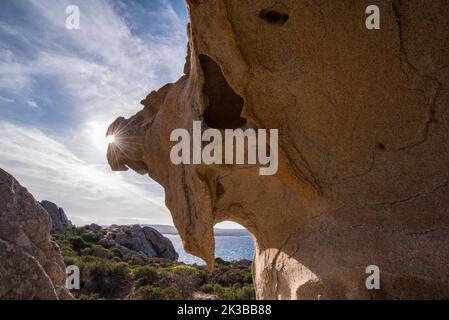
left=110, top=247, right=124, bottom=259
left=64, top=256, right=79, bottom=266
left=77, top=293, right=104, bottom=300
left=134, top=286, right=184, bottom=300
left=80, top=245, right=114, bottom=259
left=52, top=236, right=77, bottom=257
left=167, top=265, right=206, bottom=287
left=68, top=236, right=90, bottom=253
left=80, top=231, right=103, bottom=244
left=51, top=234, right=64, bottom=242
left=160, top=287, right=183, bottom=300
left=199, top=283, right=214, bottom=294
left=133, top=265, right=159, bottom=286
left=243, top=272, right=253, bottom=284
left=153, top=265, right=207, bottom=299
left=211, top=283, right=255, bottom=300
left=238, top=285, right=256, bottom=300
left=79, top=259, right=132, bottom=299
left=134, top=286, right=162, bottom=300
left=79, top=255, right=100, bottom=263
left=111, top=256, right=122, bottom=263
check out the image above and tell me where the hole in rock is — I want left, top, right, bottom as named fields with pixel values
left=377, top=143, right=386, bottom=150
left=216, top=181, right=225, bottom=198
left=212, top=221, right=255, bottom=299
left=259, top=9, right=289, bottom=25
left=169, top=221, right=254, bottom=265
left=199, top=54, right=246, bottom=129
left=168, top=221, right=255, bottom=297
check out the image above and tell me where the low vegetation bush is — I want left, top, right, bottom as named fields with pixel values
left=79, top=258, right=132, bottom=299
left=133, top=265, right=159, bottom=286
left=54, top=227, right=255, bottom=300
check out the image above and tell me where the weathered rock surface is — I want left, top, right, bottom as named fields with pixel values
left=40, top=200, right=74, bottom=235
left=107, top=1, right=449, bottom=299
left=100, top=225, right=178, bottom=262
left=0, top=169, right=73, bottom=300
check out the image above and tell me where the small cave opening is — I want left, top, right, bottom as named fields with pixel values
left=199, top=54, right=246, bottom=129
left=216, top=181, right=225, bottom=198
left=259, top=9, right=289, bottom=25
left=377, top=143, right=386, bottom=151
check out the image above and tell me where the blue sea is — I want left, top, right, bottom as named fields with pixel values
left=165, top=234, right=254, bottom=265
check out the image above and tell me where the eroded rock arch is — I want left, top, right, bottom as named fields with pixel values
left=107, top=0, right=449, bottom=299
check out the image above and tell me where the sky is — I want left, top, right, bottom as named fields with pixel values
left=0, top=0, right=241, bottom=228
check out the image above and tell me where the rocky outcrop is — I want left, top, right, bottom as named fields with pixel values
left=89, top=223, right=103, bottom=232
left=0, top=169, right=73, bottom=300
left=40, top=200, right=74, bottom=235
left=99, top=225, right=178, bottom=262
left=106, top=1, right=449, bottom=299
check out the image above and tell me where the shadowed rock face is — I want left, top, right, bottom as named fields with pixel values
left=107, top=0, right=449, bottom=299
left=40, top=200, right=74, bottom=235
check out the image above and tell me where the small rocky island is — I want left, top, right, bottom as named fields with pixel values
left=0, top=168, right=254, bottom=300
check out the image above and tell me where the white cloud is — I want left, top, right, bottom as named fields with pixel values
left=0, top=0, right=196, bottom=231
left=0, top=0, right=189, bottom=226
left=25, top=99, right=38, bottom=109
left=0, top=95, right=14, bottom=103
left=1, top=0, right=188, bottom=118
left=0, top=120, right=173, bottom=226
left=0, top=49, right=30, bottom=91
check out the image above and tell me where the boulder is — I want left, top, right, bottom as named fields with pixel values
left=142, top=226, right=178, bottom=262
left=88, top=223, right=103, bottom=232
left=40, top=200, right=74, bottom=235
left=102, top=225, right=178, bottom=262
left=0, top=168, right=73, bottom=300
left=106, top=1, right=449, bottom=299
left=230, top=259, right=252, bottom=269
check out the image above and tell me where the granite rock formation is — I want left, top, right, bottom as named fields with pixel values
left=99, top=225, right=178, bottom=262
left=40, top=200, right=74, bottom=235
left=0, top=169, right=73, bottom=300
left=107, top=0, right=449, bottom=299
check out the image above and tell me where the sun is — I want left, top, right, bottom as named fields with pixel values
left=88, top=122, right=116, bottom=152
left=106, top=135, right=115, bottom=144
